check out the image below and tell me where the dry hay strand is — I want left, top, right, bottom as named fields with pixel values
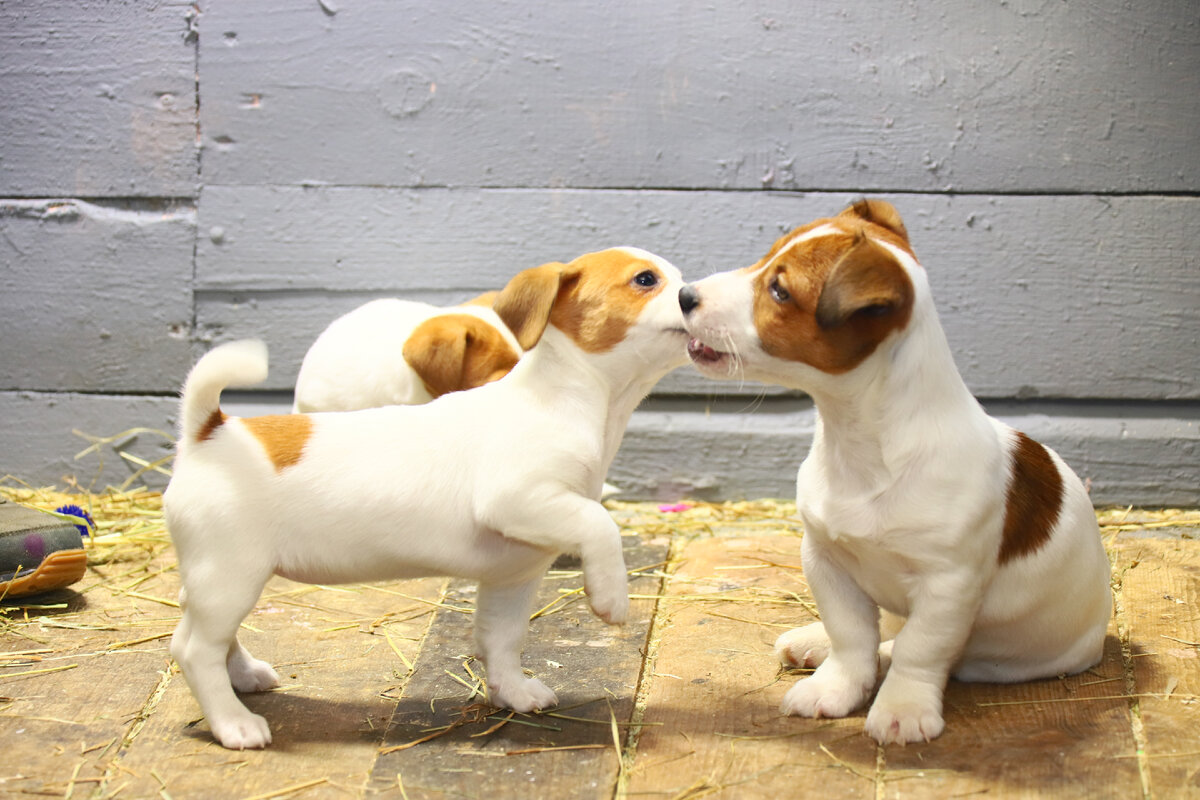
left=0, top=479, right=173, bottom=650
left=1096, top=506, right=1200, bottom=535
left=1, top=424, right=176, bottom=614
left=606, top=498, right=802, bottom=539
left=0, top=480, right=170, bottom=573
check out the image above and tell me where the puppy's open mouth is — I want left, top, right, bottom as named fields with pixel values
left=687, top=337, right=729, bottom=366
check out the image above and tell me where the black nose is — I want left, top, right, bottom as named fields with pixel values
left=679, top=285, right=700, bottom=315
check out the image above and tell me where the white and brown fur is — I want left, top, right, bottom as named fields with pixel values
left=165, top=248, right=689, bottom=749
left=292, top=292, right=521, bottom=413
left=678, top=200, right=1111, bottom=744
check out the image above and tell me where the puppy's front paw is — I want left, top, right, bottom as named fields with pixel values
left=490, top=676, right=558, bottom=713
left=780, top=662, right=874, bottom=719
left=775, top=623, right=831, bottom=669
left=210, top=710, right=272, bottom=750
left=865, top=677, right=944, bottom=744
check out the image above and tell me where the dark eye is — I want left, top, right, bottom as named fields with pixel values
left=769, top=278, right=791, bottom=303
left=633, top=270, right=659, bottom=288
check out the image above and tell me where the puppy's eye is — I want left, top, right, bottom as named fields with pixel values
left=768, top=278, right=791, bottom=303
left=632, top=270, right=659, bottom=288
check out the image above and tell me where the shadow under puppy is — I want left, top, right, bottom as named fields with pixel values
left=679, top=200, right=1111, bottom=744
left=293, top=292, right=521, bottom=413
left=165, top=248, right=689, bottom=749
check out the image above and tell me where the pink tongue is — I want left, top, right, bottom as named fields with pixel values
left=687, top=338, right=722, bottom=362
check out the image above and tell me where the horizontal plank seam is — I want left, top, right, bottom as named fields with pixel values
left=189, top=185, right=1200, bottom=199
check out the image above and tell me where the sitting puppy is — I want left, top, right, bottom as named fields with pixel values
left=292, top=293, right=521, bottom=413
left=165, top=248, right=689, bottom=749
left=678, top=200, right=1111, bottom=744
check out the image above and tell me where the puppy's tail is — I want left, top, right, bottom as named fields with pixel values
left=178, top=339, right=269, bottom=450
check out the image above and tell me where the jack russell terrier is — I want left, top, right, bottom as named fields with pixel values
left=678, top=200, right=1111, bottom=744
left=292, top=294, right=521, bottom=413
left=165, top=248, right=689, bottom=749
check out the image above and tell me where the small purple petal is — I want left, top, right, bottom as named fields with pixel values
left=55, top=504, right=95, bottom=538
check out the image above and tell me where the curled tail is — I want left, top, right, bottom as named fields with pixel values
left=178, top=340, right=269, bottom=451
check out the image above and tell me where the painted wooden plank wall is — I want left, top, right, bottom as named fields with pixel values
left=198, top=0, right=1199, bottom=193
left=0, top=0, right=198, bottom=197
left=193, top=188, right=1199, bottom=400
left=0, top=0, right=1196, bottom=503
left=0, top=199, right=196, bottom=393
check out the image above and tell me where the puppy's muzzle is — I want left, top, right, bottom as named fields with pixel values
left=678, top=285, right=701, bottom=315
left=677, top=285, right=726, bottom=365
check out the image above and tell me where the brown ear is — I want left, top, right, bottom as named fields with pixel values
left=458, top=318, right=520, bottom=389
left=815, top=233, right=914, bottom=330
left=462, top=290, right=499, bottom=308
left=840, top=198, right=909, bottom=243
left=491, top=262, right=566, bottom=350
left=402, top=317, right=469, bottom=398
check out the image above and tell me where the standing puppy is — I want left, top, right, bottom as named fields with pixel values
left=678, top=200, right=1111, bottom=744
left=293, top=294, right=521, bottom=413
left=165, top=248, right=688, bottom=749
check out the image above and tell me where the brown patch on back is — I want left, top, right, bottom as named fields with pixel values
left=549, top=249, right=665, bottom=353
left=242, top=414, right=314, bottom=472
left=196, top=409, right=227, bottom=443
left=750, top=224, right=915, bottom=373
left=998, top=432, right=1063, bottom=565
left=402, top=313, right=521, bottom=398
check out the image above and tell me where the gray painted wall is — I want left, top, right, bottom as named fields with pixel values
left=1, top=1, right=1197, bottom=504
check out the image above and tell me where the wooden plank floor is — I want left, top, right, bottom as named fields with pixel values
left=1, top=497, right=1197, bottom=799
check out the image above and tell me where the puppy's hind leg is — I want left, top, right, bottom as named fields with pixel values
left=170, top=569, right=275, bottom=749
left=776, top=611, right=902, bottom=673
left=227, top=638, right=280, bottom=693
left=474, top=576, right=558, bottom=713
left=776, top=622, right=833, bottom=669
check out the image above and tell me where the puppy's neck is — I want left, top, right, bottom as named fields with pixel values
left=807, top=296, right=984, bottom=492
left=518, top=325, right=671, bottom=477
left=515, top=327, right=647, bottom=415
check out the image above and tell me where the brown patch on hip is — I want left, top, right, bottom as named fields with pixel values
left=197, top=409, right=227, bottom=443
left=998, top=432, right=1064, bottom=565
left=242, top=414, right=314, bottom=472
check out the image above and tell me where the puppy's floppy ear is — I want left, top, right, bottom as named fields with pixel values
left=492, top=262, right=566, bottom=350
left=462, top=290, right=498, bottom=308
left=403, top=316, right=470, bottom=398
left=840, top=198, right=909, bottom=244
left=815, top=232, right=914, bottom=330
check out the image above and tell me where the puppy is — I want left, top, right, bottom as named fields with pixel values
left=678, top=200, right=1111, bottom=744
left=165, top=248, right=689, bottom=749
left=292, top=293, right=520, bottom=412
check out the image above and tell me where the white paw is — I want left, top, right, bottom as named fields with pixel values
left=210, top=710, right=273, bottom=750
left=490, top=676, right=558, bottom=713
left=586, top=579, right=629, bottom=625
left=775, top=623, right=831, bottom=668
left=228, top=657, right=280, bottom=694
left=864, top=678, right=944, bottom=744
left=780, top=662, right=874, bottom=719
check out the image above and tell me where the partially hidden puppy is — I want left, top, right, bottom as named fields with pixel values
left=678, top=200, right=1111, bottom=744
left=165, top=248, right=689, bottom=749
left=292, top=293, right=520, bottom=413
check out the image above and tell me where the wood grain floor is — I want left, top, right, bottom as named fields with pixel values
left=2, top=500, right=1197, bottom=799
